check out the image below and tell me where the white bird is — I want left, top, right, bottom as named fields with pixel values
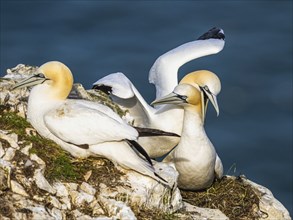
left=93, top=27, right=225, bottom=158
left=151, top=70, right=223, bottom=190
left=12, top=61, right=166, bottom=183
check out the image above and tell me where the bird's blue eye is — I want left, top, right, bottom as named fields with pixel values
left=178, top=95, right=187, bottom=101
left=36, top=73, right=45, bottom=78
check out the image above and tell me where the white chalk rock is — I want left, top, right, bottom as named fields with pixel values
left=24, top=159, right=33, bottom=168
left=53, top=182, right=69, bottom=197
left=21, top=143, right=33, bottom=156
left=0, top=159, right=12, bottom=189
left=243, top=178, right=291, bottom=220
left=72, top=209, right=109, bottom=220
left=59, top=196, right=72, bottom=210
left=183, top=202, right=228, bottom=219
left=64, top=182, right=79, bottom=191
left=0, top=167, right=9, bottom=190
left=107, top=161, right=182, bottom=213
left=47, top=195, right=63, bottom=209
left=26, top=206, right=54, bottom=220
left=30, top=153, right=45, bottom=166
left=14, top=174, right=32, bottom=191
left=90, top=199, right=106, bottom=216
left=48, top=207, right=63, bottom=220
left=80, top=181, right=96, bottom=196
left=33, top=169, right=56, bottom=194
left=33, top=195, right=46, bottom=202
left=99, top=196, right=137, bottom=220
left=10, top=180, right=29, bottom=197
left=70, top=190, right=95, bottom=206
left=3, top=147, right=16, bottom=161
left=0, top=131, right=19, bottom=149
left=5, top=63, right=38, bottom=76
left=0, top=143, right=5, bottom=158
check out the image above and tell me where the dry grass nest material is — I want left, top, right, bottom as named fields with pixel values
left=181, top=176, right=268, bottom=220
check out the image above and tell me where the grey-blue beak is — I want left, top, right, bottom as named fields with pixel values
left=12, top=74, right=47, bottom=90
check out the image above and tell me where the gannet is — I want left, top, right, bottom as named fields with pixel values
left=151, top=71, right=223, bottom=190
left=12, top=61, right=166, bottom=182
left=93, top=27, right=225, bottom=158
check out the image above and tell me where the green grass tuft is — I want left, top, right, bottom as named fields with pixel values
left=0, top=105, right=88, bottom=182
left=0, top=110, right=31, bottom=136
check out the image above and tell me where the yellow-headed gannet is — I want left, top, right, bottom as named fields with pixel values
left=151, top=70, right=223, bottom=190
left=92, top=27, right=225, bottom=158
left=12, top=61, right=166, bottom=183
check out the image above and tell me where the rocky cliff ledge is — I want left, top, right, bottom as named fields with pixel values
left=0, top=64, right=291, bottom=220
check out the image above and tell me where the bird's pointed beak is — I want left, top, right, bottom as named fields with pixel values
left=202, top=90, right=220, bottom=117
left=12, top=74, right=47, bottom=90
left=151, top=93, right=186, bottom=106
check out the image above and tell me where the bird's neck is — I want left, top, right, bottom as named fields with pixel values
left=27, top=85, right=63, bottom=139
left=27, top=85, right=63, bottom=115
left=181, top=106, right=205, bottom=139
left=149, top=39, right=224, bottom=99
left=175, top=105, right=213, bottom=158
left=51, top=79, right=72, bottom=100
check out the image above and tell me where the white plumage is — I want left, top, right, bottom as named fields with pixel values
left=93, top=27, right=225, bottom=158
left=13, top=61, right=164, bottom=183
left=151, top=70, right=223, bottom=190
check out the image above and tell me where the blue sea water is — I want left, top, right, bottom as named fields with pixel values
left=1, top=1, right=292, bottom=214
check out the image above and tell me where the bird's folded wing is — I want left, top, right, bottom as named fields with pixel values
left=44, top=100, right=138, bottom=146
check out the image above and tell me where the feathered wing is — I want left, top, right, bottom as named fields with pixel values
left=215, top=154, right=224, bottom=179
left=92, top=72, right=155, bottom=124
left=44, top=100, right=138, bottom=146
left=93, top=72, right=135, bottom=99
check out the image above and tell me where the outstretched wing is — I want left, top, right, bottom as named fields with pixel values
left=92, top=72, right=155, bottom=124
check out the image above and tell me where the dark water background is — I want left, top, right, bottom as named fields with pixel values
left=1, top=1, right=292, bottom=214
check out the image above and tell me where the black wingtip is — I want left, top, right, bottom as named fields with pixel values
left=155, top=172, right=168, bottom=184
left=126, top=139, right=153, bottom=166
left=197, top=27, right=225, bottom=40
left=134, top=127, right=180, bottom=138
left=92, top=84, right=113, bottom=95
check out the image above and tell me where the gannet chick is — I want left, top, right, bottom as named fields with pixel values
left=13, top=61, right=166, bottom=183
left=93, top=27, right=225, bottom=158
left=152, top=71, right=223, bottom=190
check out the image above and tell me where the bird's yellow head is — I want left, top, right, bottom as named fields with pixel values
left=38, top=61, right=73, bottom=99
left=180, top=70, right=221, bottom=120
left=180, top=70, right=221, bottom=96
left=13, top=61, right=73, bottom=100
left=152, top=70, right=221, bottom=122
